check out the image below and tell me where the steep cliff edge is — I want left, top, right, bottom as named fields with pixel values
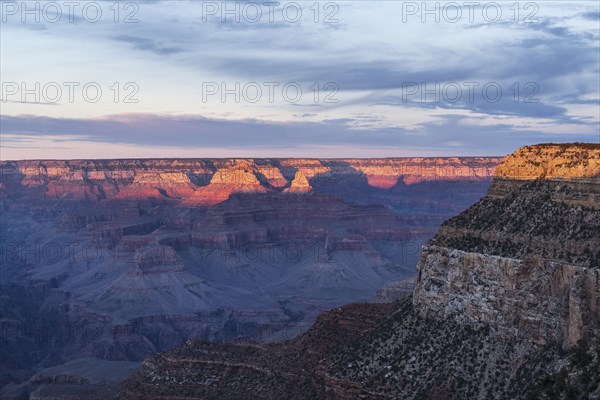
left=414, top=143, right=600, bottom=348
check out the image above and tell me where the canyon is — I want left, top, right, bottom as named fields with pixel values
left=0, top=156, right=500, bottom=398
left=116, top=143, right=599, bottom=400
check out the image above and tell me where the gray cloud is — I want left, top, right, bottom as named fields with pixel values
left=581, top=10, right=600, bottom=21
left=1, top=113, right=596, bottom=156
left=112, top=35, right=184, bottom=55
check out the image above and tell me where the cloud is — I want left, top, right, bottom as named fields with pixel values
left=111, top=35, right=184, bottom=55
left=373, top=89, right=573, bottom=120
left=581, top=10, right=600, bottom=21
left=1, top=113, right=596, bottom=159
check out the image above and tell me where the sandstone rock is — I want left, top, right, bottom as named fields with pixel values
left=284, top=171, right=312, bottom=193
left=494, top=142, right=600, bottom=181
left=117, top=171, right=196, bottom=200
left=0, top=157, right=500, bottom=206
left=184, top=164, right=271, bottom=205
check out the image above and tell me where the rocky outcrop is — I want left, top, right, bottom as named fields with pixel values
left=493, top=143, right=600, bottom=181
left=414, top=246, right=599, bottom=347
left=117, top=171, right=196, bottom=200
left=284, top=171, right=312, bottom=193
left=414, top=143, right=600, bottom=348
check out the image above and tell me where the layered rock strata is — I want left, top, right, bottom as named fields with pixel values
left=0, top=157, right=499, bottom=205
left=414, top=143, right=600, bottom=348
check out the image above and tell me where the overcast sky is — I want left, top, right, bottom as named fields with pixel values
left=1, top=0, right=598, bottom=159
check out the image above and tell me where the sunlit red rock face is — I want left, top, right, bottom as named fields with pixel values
left=494, top=143, right=600, bottom=181
left=0, top=157, right=500, bottom=205
left=117, top=171, right=196, bottom=200
left=184, top=163, right=272, bottom=205
left=284, top=171, right=312, bottom=193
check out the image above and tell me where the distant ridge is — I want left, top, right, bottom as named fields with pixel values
left=0, top=157, right=500, bottom=204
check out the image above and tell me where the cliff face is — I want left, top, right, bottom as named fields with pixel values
left=414, top=143, right=600, bottom=348
left=414, top=247, right=599, bottom=346
left=493, top=143, right=600, bottom=182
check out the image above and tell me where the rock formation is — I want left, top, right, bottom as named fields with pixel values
left=284, top=171, right=312, bottom=193
left=0, top=157, right=499, bottom=205
left=414, top=143, right=600, bottom=347
left=185, top=162, right=272, bottom=205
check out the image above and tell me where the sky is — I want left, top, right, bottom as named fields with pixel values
left=0, top=0, right=599, bottom=159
